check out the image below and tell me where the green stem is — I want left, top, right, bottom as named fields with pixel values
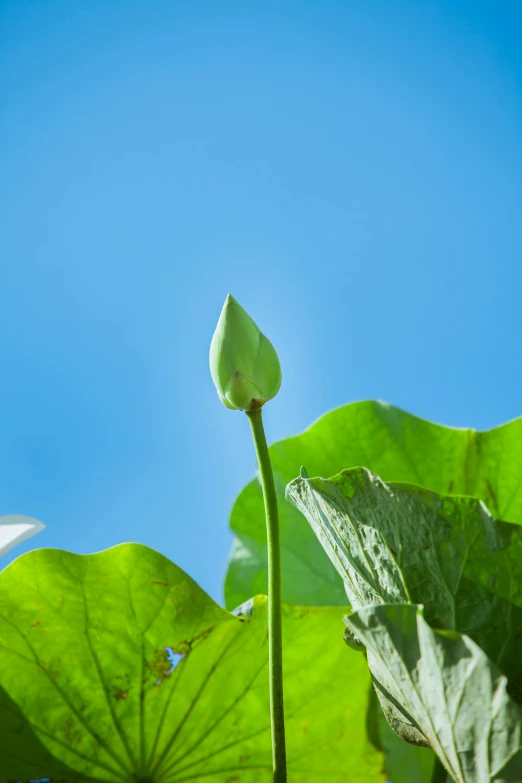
left=431, top=757, right=448, bottom=783
left=246, top=408, right=287, bottom=783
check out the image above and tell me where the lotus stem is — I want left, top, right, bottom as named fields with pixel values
left=246, top=408, right=287, bottom=783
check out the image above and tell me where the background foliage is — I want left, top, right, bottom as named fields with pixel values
left=226, top=401, right=522, bottom=608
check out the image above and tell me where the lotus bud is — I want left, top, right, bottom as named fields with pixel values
left=210, top=294, right=282, bottom=411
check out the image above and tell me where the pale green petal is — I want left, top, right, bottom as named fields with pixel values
left=224, top=371, right=265, bottom=410
left=209, top=294, right=281, bottom=411
left=252, top=333, right=282, bottom=402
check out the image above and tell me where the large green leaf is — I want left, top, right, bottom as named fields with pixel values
left=225, top=401, right=522, bottom=609
left=0, top=544, right=385, bottom=783
left=286, top=467, right=522, bottom=700
left=0, top=683, right=93, bottom=782
left=345, top=604, right=522, bottom=783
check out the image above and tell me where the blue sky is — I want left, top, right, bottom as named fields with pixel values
left=1, top=0, right=521, bottom=602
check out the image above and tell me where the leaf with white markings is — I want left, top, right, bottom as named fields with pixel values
left=345, top=603, right=522, bottom=783
left=286, top=467, right=522, bottom=702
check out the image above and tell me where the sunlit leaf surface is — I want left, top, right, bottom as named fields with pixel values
left=0, top=544, right=385, bottom=783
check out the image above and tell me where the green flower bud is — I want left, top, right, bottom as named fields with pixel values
left=210, top=294, right=282, bottom=411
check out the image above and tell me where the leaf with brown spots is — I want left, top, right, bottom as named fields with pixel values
left=0, top=543, right=385, bottom=782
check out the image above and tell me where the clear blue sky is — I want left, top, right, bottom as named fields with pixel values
left=1, top=0, right=521, bottom=602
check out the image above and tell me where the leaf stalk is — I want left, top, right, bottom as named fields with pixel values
left=246, top=408, right=287, bottom=783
